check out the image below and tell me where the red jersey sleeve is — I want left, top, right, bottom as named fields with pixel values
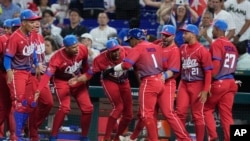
left=79, top=44, right=89, bottom=73
left=92, top=55, right=103, bottom=73
left=123, top=47, right=140, bottom=69
left=201, top=48, right=213, bottom=71
left=5, top=35, right=17, bottom=57
left=45, top=53, right=59, bottom=76
left=123, top=46, right=132, bottom=55
left=210, top=40, right=223, bottom=61
left=0, top=36, right=4, bottom=54
left=167, top=47, right=181, bottom=73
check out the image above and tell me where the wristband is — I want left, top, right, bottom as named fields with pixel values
left=164, top=71, right=168, bottom=80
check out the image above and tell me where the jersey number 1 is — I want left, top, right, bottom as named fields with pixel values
left=151, top=54, right=158, bottom=68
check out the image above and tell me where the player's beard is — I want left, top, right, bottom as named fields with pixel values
left=34, top=27, right=39, bottom=33
left=183, top=38, right=188, bottom=44
left=111, top=54, right=120, bottom=61
left=66, top=49, right=78, bottom=57
left=162, top=41, right=170, bottom=47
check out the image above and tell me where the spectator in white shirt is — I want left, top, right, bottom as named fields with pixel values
left=90, top=12, right=117, bottom=51
left=235, top=40, right=250, bottom=70
left=212, top=0, right=236, bottom=40
left=50, top=0, right=70, bottom=24
left=224, top=0, right=250, bottom=43
left=41, top=22, right=63, bottom=46
left=42, top=9, right=62, bottom=35
left=80, top=33, right=100, bottom=65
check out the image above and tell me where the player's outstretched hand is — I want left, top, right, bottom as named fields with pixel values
left=6, top=70, right=13, bottom=84
left=68, top=74, right=88, bottom=86
left=68, top=77, right=78, bottom=86
left=102, top=67, right=114, bottom=78
left=198, top=90, right=208, bottom=103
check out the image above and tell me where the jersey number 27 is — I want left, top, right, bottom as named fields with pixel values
left=223, top=53, right=236, bottom=68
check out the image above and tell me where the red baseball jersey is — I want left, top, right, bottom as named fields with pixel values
left=123, top=41, right=163, bottom=78
left=92, top=47, right=131, bottom=72
left=0, top=34, right=10, bottom=71
left=161, top=43, right=181, bottom=74
left=210, top=37, right=238, bottom=79
left=5, top=29, right=36, bottom=70
left=180, top=42, right=213, bottom=81
left=31, top=31, right=45, bottom=63
left=45, top=43, right=89, bottom=80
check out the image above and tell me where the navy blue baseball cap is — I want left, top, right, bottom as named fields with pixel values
left=161, top=25, right=176, bottom=36
left=179, top=24, right=199, bottom=36
left=3, top=19, right=12, bottom=28
left=213, top=19, right=228, bottom=32
left=20, top=9, right=41, bottom=21
left=11, top=18, right=21, bottom=27
left=63, top=35, right=78, bottom=47
left=106, top=39, right=121, bottom=51
left=125, top=28, right=145, bottom=42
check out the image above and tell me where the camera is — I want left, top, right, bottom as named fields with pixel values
left=176, top=0, right=185, bottom=5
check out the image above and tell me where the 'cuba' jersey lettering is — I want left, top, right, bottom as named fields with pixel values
left=45, top=44, right=89, bottom=80
left=64, top=61, right=83, bottom=74
left=182, top=57, right=198, bottom=69
left=5, top=29, right=37, bottom=70
left=180, top=43, right=212, bottom=81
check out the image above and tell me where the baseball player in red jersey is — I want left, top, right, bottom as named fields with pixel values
left=103, top=28, right=165, bottom=141
left=204, top=19, right=238, bottom=141
left=94, top=39, right=133, bottom=141
left=0, top=17, right=21, bottom=141
left=159, top=25, right=192, bottom=141
left=176, top=24, right=213, bottom=141
left=73, top=39, right=133, bottom=141
left=120, top=25, right=192, bottom=141
left=4, top=9, right=42, bottom=140
left=35, top=35, right=93, bottom=141
left=0, top=19, right=13, bottom=140
left=27, top=19, right=54, bottom=141
left=0, top=19, right=12, bottom=120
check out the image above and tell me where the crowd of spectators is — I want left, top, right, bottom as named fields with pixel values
left=0, top=0, right=250, bottom=70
